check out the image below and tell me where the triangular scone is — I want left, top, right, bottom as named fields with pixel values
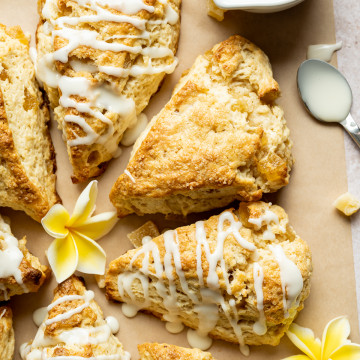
left=0, top=24, right=60, bottom=221
left=0, top=307, right=14, bottom=360
left=0, top=215, right=48, bottom=301
left=138, top=343, right=216, bottom=360
left=110, top=35, right=293, bottom=217
left=22, top=275, right=130, bottom=360
left=36, top=0, right=181, bottom=183
left=106, top=202, right=312, bottom=351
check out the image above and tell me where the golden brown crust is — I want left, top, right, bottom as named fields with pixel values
left=106, top=201, right=312, bottom=347
left=0, top=306, right=14, bottom=360
left=138, top=343, right=216, bottom=360
left=110, top=35, right=293, bottom=217
left=0, top=24, right=60, bottom=222
left=36, top=0, right=181, bottom=183
left=25, top=275, right=129, bottom=359
left=0, top=215, right=48, bottom=300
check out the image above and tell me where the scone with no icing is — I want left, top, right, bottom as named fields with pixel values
left=0, top=24, right=59, bottom=222
left=0, top=307, right=14, bottom=360
left=36, top=0, right=181, bottom=183
left=110, top=35, right=293, bottom=218
left=21, top=275, right=130, bottom=360
left=0, top=214, right=48, bottom=301
left=139, top=343, right=216, bottom=360
left=106, top=202, right=312, bottom=350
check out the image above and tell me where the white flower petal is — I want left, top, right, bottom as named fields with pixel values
left=321, top=316, right=350, bottom=359
left=68, top=180, right=98, bottom=227
left=74, top=212, right=118, bottom=240
left=73, top=232, right=106, bottom=275
left=47, top=235, right=78, bottom=283
left=41, top=204, right=70, bottom=239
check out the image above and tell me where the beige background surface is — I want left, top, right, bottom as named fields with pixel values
left=0, top=0, right=358, bottom=359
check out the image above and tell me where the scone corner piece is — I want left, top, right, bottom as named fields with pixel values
left=22, top=275, right=130, bottom=360
left=110, top=35, right=293, bottom=218
left=0, top=23, right=60, bottom=222
left=0, top=214, right=48, bottom=301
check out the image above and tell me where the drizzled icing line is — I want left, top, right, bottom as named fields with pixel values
left=23, top=289, right=130, bottom=360
left=0, top=231, right=28, bottom=297
left=38, top=0, right=179, bottom=149
left=45, top=290, right=95, bottom=325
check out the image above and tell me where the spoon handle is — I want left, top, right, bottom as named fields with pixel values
left=340, top=114, right=360, bottom=149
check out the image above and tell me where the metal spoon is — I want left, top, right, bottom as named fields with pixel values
left=297, top=59, right=360, bottom=148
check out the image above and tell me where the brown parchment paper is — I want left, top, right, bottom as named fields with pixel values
left=0, top=0, right=358, bottom=359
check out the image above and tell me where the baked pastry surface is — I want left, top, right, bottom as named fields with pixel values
left=0, top=306, right=14, bottom=360
left=36, top=0, right=181, bottom=183
left=0, top=24, right=59, bottom=221
left=0, top=214, right=48, bottom=301
left=138, top=343, right=216, bottom=360
left=106, top=202, right=312, bottom=349
left=110, top=35, right=293, bottom=217
left=21, top=275, right=130, bottom=360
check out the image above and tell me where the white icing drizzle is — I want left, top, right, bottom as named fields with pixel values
left=37, top=0, right=178, bottom=150
left=252, top=263, right=267, bottom=335
left=269, top=244, right=303, bottom=318
left=24, top=290, right=130, bottom=360
left=33, top=307, right=48, bottom=327
left=121, top=303, right=139, bottom=318
left=124, top=170, right=136, bottom=183
left=45, top=290, right=95, bottom=325
left=165, top=321, right=184, bottom=334
left=121, top=113, right=148, bottom=147
left=19, top=342, right=32, bottom=359
left=248, top=208, right=285, bottom=240
left=0, top=308, right=6, bottom=320
left=106, top=316, right=120, bottom=334
left=307, top=41, right=342, bottom=62
left=0, top=230, right=27, bottom=296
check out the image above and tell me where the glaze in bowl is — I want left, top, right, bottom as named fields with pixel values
left=213, top=0, right=304, bottom=13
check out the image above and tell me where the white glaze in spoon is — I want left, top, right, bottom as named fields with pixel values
left=297, top=59, right=360, bottom=149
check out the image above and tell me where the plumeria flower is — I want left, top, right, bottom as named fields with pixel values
left=284, top=316, right=360, bottom=360
left=41, top=180, right=118, bottom=283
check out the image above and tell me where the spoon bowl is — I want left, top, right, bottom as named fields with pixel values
left=297, top=59, right=360, bottom=149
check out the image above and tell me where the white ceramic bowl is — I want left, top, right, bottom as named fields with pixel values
left=213, top=0, right=304, bottom=13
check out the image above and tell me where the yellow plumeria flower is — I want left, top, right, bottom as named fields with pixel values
left=41, top=180, right=118, bottom=283
left=284, top=316, right=360, bottom=360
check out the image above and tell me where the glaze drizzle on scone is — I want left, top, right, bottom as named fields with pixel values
left=36, top=0, right=181, bottom=182
left=106, top=202, right=312, bottom=354
left=21, top=276, right=130, bottom=360
left=0, top=215, right=48, bottom=301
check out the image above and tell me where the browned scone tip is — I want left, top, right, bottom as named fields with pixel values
left=0, top=215, right=48, bottom=301
left=0, top=23, right=60, bottom=222
left=0, top=306, right=15, bottom=360
left=109, top=35, right=293, bottom=218
left=36, top=0, right=181, bottom=183
left=105, top=201, right=311, bottom=348
left=22, top=275, right=130, bottom=360
left=138, top=343, right=216, bottom=360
